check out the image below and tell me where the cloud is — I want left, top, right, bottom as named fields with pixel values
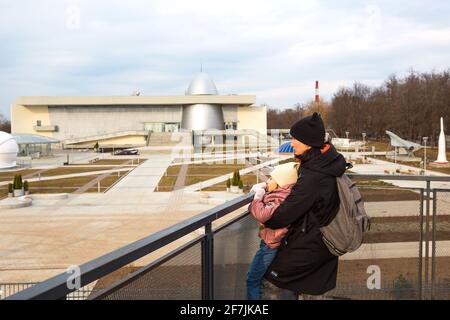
left=0, top=0, right=449, bottom=118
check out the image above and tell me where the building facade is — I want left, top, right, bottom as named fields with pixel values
left=11, top=73, right=267, bottom=148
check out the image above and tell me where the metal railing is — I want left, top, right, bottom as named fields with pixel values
left=5, top=174, right=450, bottom=300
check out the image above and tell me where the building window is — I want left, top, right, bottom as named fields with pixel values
left=164, top=123, right=180, bottom=133
left=225, top=122, right=237, bottom=130
left=144, top=122, right=180, bottom=133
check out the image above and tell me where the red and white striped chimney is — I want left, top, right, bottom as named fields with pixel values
left=315, top=80, right=320, bottom=103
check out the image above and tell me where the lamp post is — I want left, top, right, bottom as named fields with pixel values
left=362, top=132, right=366, bottom=153
left=423, top=137, right=428, bottom=174
left=345, top=131, right=350, bottom=152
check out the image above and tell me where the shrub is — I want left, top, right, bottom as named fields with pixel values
left=23, top=180, right=29, bottom=192
left=231, top=171, right=239, bottom=186
left=13, top=174, right=23, bottom=190
left=226, top=178, right=231, bottom=188
left=238, top=180, right=244, bottom=189
left=17, top=175, right=23, bottom=189
left=8, top=183, right=13, bottom=193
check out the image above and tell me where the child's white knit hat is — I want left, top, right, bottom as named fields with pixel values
left=270, top=162, right=299, bottom=187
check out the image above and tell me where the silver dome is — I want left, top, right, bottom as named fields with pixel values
left=186, top=72, right=219, bottom=95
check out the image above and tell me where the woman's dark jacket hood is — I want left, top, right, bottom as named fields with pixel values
left=301, top=143, right=347, bottom=178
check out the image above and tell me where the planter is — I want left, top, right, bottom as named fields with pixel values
left=226, top=188, right=230, bottom=193
left=8, top=193, right=13, bottom=198
left=239, top=188, right=244, bottom=194
left=13, top=189, right=24, bottom=197
left=230, top=186, right=240, bottom=193
left=25, top=191, right=30, bottom=195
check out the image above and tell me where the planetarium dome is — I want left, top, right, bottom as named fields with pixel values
left=181, top=72, right=224, bottom=131
left=186, top=72, right=219, bottom=95
left=0, top=131, right=19, bottom=169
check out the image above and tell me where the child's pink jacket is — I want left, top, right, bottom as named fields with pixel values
left=248, top=183, right=295, bottom=249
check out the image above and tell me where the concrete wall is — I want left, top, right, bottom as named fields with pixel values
left=237, top=106, right=267, bottom=134
left=11, top=104, right=53, bottom=137
left=48, top=105, right=182, bottom=140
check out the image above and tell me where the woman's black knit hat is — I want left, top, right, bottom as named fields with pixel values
left=290, top=112, right=325, bottom=148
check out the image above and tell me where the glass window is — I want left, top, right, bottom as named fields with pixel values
left=144, top=123, right=164, bottom=133
left=164, top=123, right=180, bottom=133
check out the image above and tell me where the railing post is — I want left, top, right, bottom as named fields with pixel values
left=418, top=188, right=424, bottom=300
left=425, top=180, right=431, bottom=299
left=431, top=189, right=437, bottom=300
left=202, top=223, right=214, bottom=300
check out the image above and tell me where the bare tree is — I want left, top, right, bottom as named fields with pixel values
left=0, top=113, right=11, bottom=133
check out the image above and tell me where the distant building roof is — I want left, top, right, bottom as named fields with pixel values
left=186, top=72, right=219, bottom=95
left=12, top=134, right=60, bottom=144
left=275, top=141, right=294, bottom=153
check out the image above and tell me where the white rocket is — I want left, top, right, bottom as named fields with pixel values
left=434, top=117, right=449, bottom=164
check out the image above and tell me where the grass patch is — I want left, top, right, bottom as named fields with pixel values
left=166, top=165, right=182, bottom=176
left=0, top=169, right=41, bottom=182
left=41, top=167, right=129, bottom=177
left=89, top=159, right=137, bottom=165
left=202, top=174, right=258, bottom=192
left=365, top=140, right=392, bottom=152
left=353, top=180, right=420, bottom=202
left=187, top=164, right=246, bottom=175
left=29, top=176, right=101, bottom=189
left=157, top=176, right=178, bottom=190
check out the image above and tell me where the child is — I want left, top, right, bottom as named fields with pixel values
left=246, top=162, right=299, bottom=300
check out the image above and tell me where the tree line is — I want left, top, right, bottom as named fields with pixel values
left=0, top=114, right=11, bottom=133
left=268, top=70, right=450, bottom=145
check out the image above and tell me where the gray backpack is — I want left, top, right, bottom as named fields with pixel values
left=314, top=174, right=371, bottom=256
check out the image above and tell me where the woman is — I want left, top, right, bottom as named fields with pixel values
left=262, top=112, right=347, bottom=299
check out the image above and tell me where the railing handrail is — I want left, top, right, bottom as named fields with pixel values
left=6, top=173, right=450, bottom=300
left=346, top=173, right=450, bottom=182
left=6, top=192, right=255, bottom=300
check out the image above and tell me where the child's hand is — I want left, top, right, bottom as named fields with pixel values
left=250, top=182, right=267, bottom=193
left=253, top=188, right=266, bottom=201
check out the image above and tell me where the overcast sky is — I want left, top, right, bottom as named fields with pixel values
left=1, top=0, right=449, bottom=118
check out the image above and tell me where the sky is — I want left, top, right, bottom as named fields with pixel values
left=1, top=0, right=449, bottom=118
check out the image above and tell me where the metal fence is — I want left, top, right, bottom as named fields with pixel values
left=4, top=174, right=450, bottom=300
left=0, top=283, right=95, bottom=300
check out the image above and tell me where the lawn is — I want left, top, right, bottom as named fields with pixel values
left=0, top=169, right=41, bottom=182
left=156, top=163, right=256, bottom=192
left=0, top=169, right=131, bottom=199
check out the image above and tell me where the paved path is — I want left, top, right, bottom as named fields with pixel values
left=73, top=160, right=134, bottom=194
left=173, top=164, right=188, bottom=191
